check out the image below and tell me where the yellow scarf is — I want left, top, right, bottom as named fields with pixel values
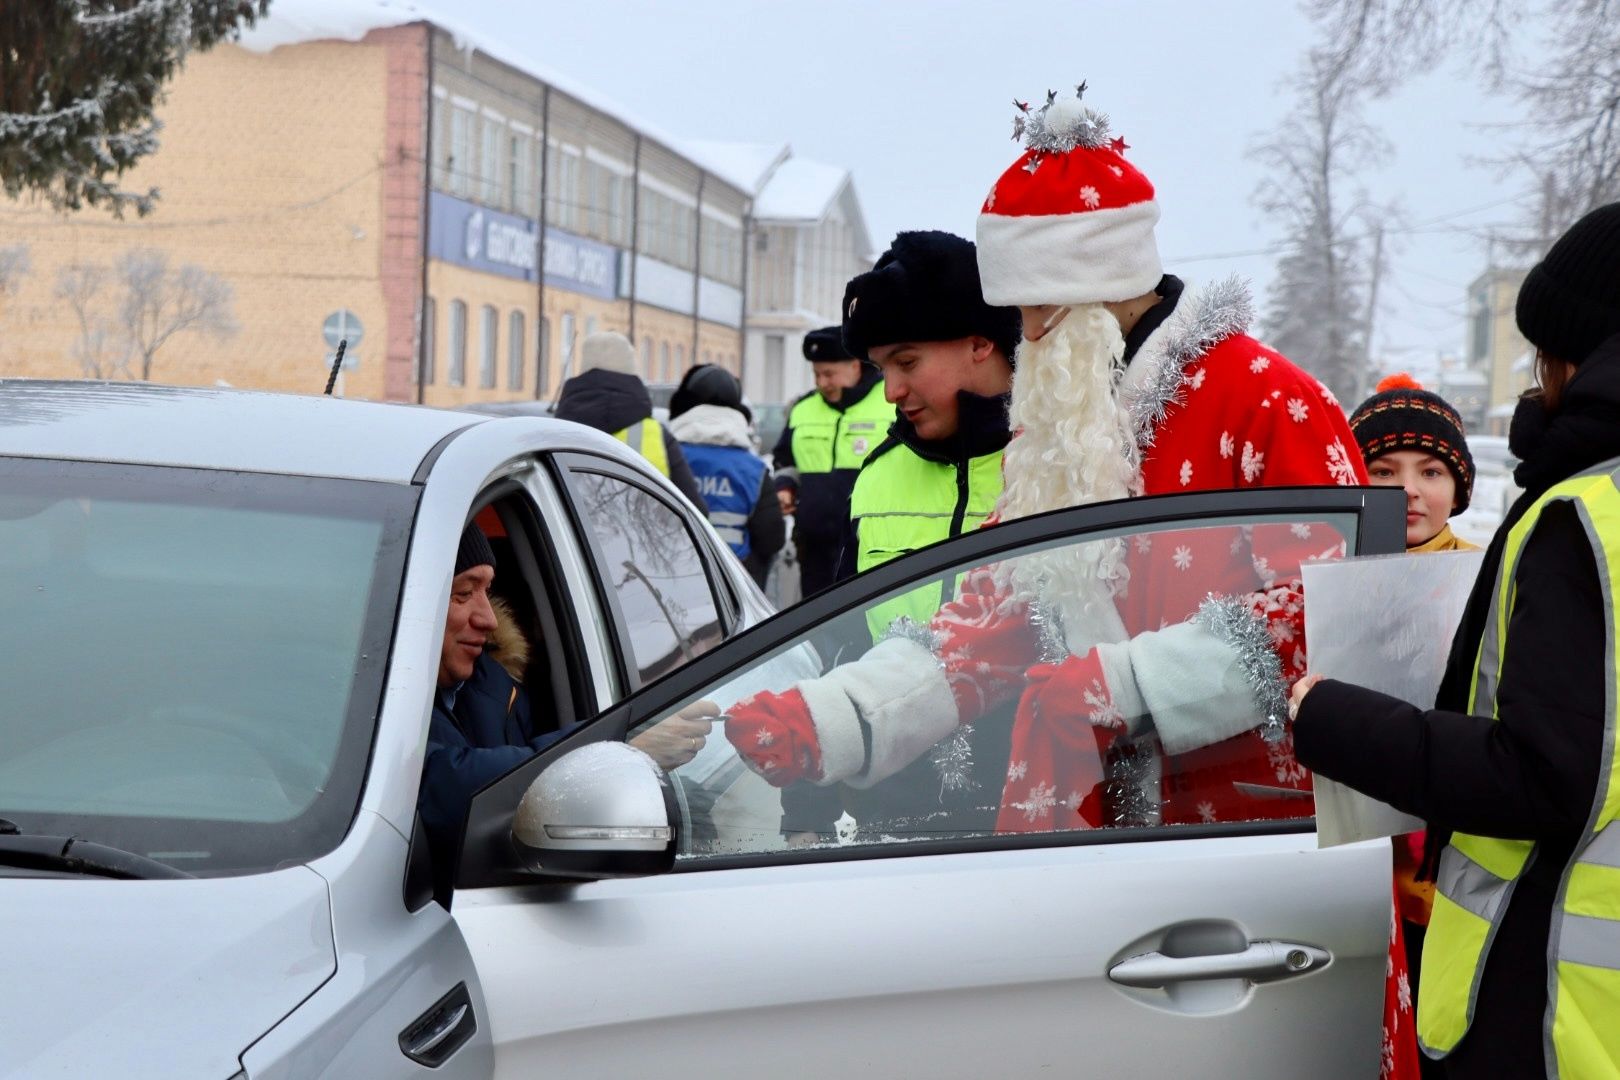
left=1408, top=523, right=1480, bottom=553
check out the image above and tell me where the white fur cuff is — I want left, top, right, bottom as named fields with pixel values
left=810, top=637, right=961, bottom=789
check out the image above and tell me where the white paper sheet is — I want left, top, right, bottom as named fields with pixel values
left=1300, top=548, right=1486, bottom=847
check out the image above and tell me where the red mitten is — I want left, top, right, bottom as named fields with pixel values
left=997, top=652, right=1123, bottom=833
left=723, top=688, right=821, bottom=787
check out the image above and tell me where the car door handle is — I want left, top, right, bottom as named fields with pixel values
left=1108, top=940, right=1330, bottom=988
left=399, top=982, right=476, bottom=1067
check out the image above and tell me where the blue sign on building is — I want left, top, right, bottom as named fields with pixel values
left=428, top=191, right=620, bottom=301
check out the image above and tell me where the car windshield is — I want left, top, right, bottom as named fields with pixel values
left=0, top=457, right=415, bottom=876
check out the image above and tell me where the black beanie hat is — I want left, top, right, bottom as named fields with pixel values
left=803, top=326, right=856, bottom=362
left=1515, top=202, right=1620, bottom=365
left=669, top=363, right=750, bottom=422
left=455, top=524, right=497, bottom=576
left=841, top=230, right=1022, bottom=365
left=1348, top=373, right=1476, bottom=515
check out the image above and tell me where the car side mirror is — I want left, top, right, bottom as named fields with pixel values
left=510, top=741, right=680, bottom=880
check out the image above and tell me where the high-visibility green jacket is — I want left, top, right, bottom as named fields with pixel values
left=843, top=391, right=1010, bottom=638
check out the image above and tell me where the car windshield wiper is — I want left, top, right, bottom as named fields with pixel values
left=0, top=819, right=193, bottom=880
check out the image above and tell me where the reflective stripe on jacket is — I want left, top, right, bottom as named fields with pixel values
left=615, top=417, right=669, bottom=477
left=1419, top=459, right=1620, bottom=1074
left=682, top=441, right=767, bottom=559
left=849, top=440, right=1004, bottom=639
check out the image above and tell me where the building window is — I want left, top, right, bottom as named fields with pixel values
left=765, top=335, right=784, bottom=403
left=659, top=342, right=670, bottom=381
left=585, top=315, right=598, bottom=338
left=537, top=316, right=550, bottom=396
left=420, top=297, right=436, bottom=385
left=449, top=107, right=474, bottom=197
left=480, top=119, right=502, bottom=207
left=479, top=304, right=499, bottom=389
left=508, top=310, right=526, bottom=391
left=510, top=133, right=533, bottom=215
left=561, top=312, right=576, bottom=379
left=674, top=344, right=685, bottom=374
left=448, top=300, right=467, bottom=387
left=641, top=337, right=654, bottom=379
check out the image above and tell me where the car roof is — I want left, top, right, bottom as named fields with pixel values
left=0, top=380, right=498, bottom=483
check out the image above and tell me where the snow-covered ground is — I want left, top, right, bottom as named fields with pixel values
left=1451, top=435, right=1521, bottom=547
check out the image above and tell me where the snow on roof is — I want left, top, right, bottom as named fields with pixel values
left=236, top=0, right=757, bottom=195
left=676, top=139, right=791, bottom=195
left=753, top=158, right=850, bottom=222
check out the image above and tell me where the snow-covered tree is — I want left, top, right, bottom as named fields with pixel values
left=116, top=248, right=237, bottom=380
left=1, top=1, right=269, bottom=217
left=0, top=243, right=29, bottom=296
left=1253, top=50, right=1390, bottom=405
left=1310, top=0, right=1620, bottom=254
left=55, top=262, right=128, bottom=379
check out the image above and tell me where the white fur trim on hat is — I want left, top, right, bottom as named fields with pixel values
left=976, top=199, right=1162, bottom=307
left=578, top=331, right=639, bottom=375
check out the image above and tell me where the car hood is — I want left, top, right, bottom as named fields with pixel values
left=0, top=866, right=335, bottom=1078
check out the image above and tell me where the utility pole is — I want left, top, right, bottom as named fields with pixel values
left=1357, top=223, right=1384, bottom=404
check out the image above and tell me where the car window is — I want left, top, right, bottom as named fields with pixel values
left=0, top=458, right=414, bottom=875
left=630, top=505, right=1358, bottom=860
left=563, top=464, right=723, bottom=686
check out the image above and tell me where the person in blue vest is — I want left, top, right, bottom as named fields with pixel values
left=668, top=364, right=785, bottom=588
left=554, top=330, right=707, bottom=512
left=770, top=328, right=890, bottom=595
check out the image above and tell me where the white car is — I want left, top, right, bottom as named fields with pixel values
left=0, top=380, right=1406, bottom=1078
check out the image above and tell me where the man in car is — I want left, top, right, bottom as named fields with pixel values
left=771, top=327, right=890, bottom=595
left=417, top=525, right=714, bottom=880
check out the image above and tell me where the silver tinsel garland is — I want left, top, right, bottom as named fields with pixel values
left=877, top=617, right=975, bottom=795
left=1013, top=85, right=1112, bottom=157
left=1125, top=274, right=1255, bottom=451
left=1192, top=593, right=1289, bottom=744
left=1104, top=742, right=1162, bottom=828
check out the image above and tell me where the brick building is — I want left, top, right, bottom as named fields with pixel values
left=0, top=6, right=755, bottom=406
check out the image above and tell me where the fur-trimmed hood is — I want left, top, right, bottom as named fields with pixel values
left=668, top=403, right=753, bottom=450
left=1117, top=274, right=1254, bottom=451
left=487, top=596, right=529, bottom=682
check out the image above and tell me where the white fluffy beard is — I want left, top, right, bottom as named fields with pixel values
left=992, top=303, right=1139, bottom=649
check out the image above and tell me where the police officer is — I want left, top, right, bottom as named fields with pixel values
left=770, top=326, right=889, bottom=595
left=780, top=230, right=1021, bottom=845
left=554, top=331, right=707, bottom=510
left=837, top=230, right=1021, bottom=636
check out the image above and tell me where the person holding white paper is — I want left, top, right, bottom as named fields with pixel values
left=1290, top=203, right=1620, bottom=1079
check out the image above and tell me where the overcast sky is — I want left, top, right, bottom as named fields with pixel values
left=451, top=0, right=1531, bottom=380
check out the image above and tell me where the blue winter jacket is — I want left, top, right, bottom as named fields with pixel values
left=417, top=652, right=576, bottom=862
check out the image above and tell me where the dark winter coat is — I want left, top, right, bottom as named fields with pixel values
left=771, top=365, right=888, bottom=595
left=554, top=368, right=707, bottom=511
left=1295, top=332, right=1620, bottom=1078
left=417, top=652, right=576, bottom=886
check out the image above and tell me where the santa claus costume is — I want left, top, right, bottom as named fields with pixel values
left=722, top=85, right=1416, bottom=1080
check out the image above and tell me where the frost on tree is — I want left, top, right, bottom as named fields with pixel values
left=0, top=1, right=268, bottom=217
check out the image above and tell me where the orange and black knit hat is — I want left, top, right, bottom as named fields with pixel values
left=1348, top=373, right=1475, bottom=514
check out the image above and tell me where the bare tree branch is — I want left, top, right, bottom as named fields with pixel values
left=114, top=247, right=237, bottom=380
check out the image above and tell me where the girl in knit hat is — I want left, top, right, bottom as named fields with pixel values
left=1349, top=373, right=1480, bottom=553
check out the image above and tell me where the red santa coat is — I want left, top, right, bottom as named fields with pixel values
left=729, top=279, right=1369, bottom=819
left=960, top=293, right=1368, bottom=832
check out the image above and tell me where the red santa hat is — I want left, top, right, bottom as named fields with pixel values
left=976, top=86, right=1161, bottom=308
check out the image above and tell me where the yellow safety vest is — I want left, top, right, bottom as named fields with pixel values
left=614, top=417, right=668, bottom=477
left=849, top=439, right=1003, bottom=639
left=1418, top=459, right=1620, bottom=1076
left=785, top=384, right=891, bottom=476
